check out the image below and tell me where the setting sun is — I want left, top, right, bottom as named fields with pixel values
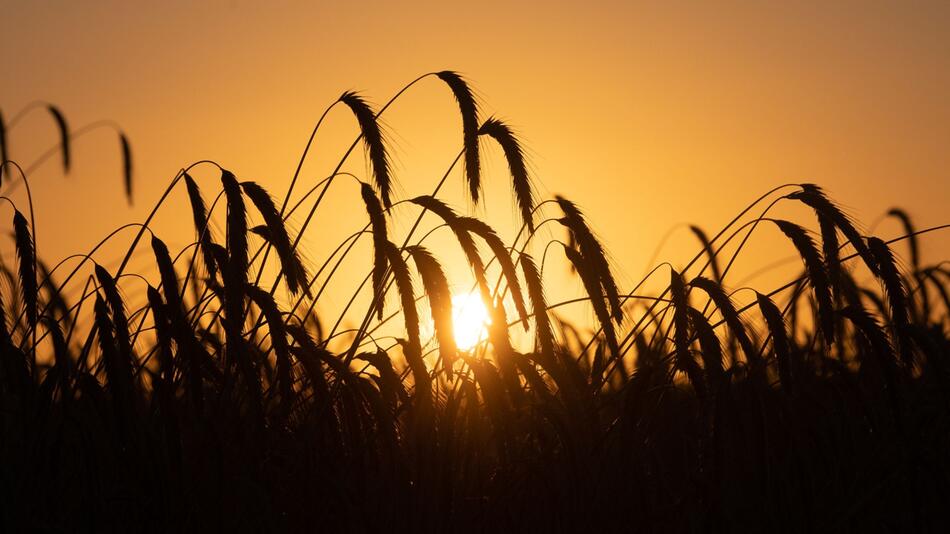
left=451, top=292, right=490, bottom=351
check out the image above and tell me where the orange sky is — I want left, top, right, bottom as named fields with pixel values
left=2, top=1, right=948, bottom=336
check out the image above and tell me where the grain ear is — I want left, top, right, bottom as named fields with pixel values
left=151, top=235, right=182, bottom=312
left=410, top=196, right=491, bottom=308
left=182, top=172, right=218, bottom=281
left=564, top=245, right=619, bottom=359
left=13, top=210, right=37, bottom=330
left=458, top=216, right=530, bottom=329
left=120, top=132, right=133, bottom=204
left=772, top=220, right=834, bottom=345
left=670, top=268, right=705, bottom=397
left=361, top=183, right=389, bottom=320
left=437, top=71, right=481, bottom=204
left=868, top=237, right=914, bottom=366
left=242, top=181, right=311, bottom=297
left=406, top=246, right=457, bottom=374
left=556, top=196, right=622, bottom=323
left=381, top=241, right=429, bottom=399
left=520, top=253, right=554, bottom=361
left=479, top=117, right=534, bottom=232
left=756, top=292, right=793, bottom=394
left=687, top=307, right=723, bottom=388
left=47, top=105, right=71, bottom=173
left=789, top=184, right=877, bottom=275
left=146, top=285, right=174, bottom=384
left=690, top=276, right=758, bottom=366
left=340, top=92, right=393, bottom=208
left=840, top=305, right=902, bottom=422
left=690, top=225, right=722, bottom=284
left=887, top=208, right=919, bottom=271
left=245, top=283, right=294, bottom=417
left=221, top=169, right=247, bottom=287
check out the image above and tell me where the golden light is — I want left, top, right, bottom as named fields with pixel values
left=451, top=291, right=490, bottom=351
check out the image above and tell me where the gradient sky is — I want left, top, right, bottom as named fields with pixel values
left=2, top=1, right=948, bottom=333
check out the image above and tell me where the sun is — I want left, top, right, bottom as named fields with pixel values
left=451, top=291, right=490, bottom=351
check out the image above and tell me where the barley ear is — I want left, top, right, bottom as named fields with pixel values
left=406, top=246, right=457, bottom=375
left=479, top=117, right=534, bottom=232
left=120, top=132, right=133, bottom=204
left=840, top=306, right=902, bottom=424
left=437, top=71, right=481, bottom=204
left=242, top=181, right=311, bottom=297
left=245, top=283, right=294, bottom=417
left=410, top=196, right=492, bottom=308
left=887, top=208, right=919, bottom=271
left=789, top=184, right=877, bottom=275
left=520, top=253, right=555, bottom=361
left=381, top=241, right=428, bottom=396
left=756, top=292, right=793, bottom=394
left=690, top=225, right=722, bottom=283
left=556, top=196, right=622, bottom=323
left=362, top=182, right=389, bottom=320
left=772, top=220, right=834, bottom=345
left=221, top=169, right=248, bottom=292
left=340, top=91, right=393, bottom=208
left=459, top=217, right=529, bottom=329
left=687, top=307, right=724, bottom=389
left=670, top=268, right=705, bottom=397
left=47, top=105, right=70, bottom=174
left=689, top=276, right=759, bottom=366
left=868, top=237, right=914, bottom=367
left=151, top=235, right=182, bottom=312
left=183, top=171, right=218, bottom=280
left=565, top=245, right=619, bottom=358
left=13, top=210, right=37, bottom=330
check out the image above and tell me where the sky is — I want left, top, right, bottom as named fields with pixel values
left=2, top=1, right=948, bottom=337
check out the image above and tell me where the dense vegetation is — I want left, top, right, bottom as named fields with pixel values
left=1, top=73, right=948, bottom=532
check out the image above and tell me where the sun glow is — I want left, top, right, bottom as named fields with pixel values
left=451, top=291, right=490, bottom=351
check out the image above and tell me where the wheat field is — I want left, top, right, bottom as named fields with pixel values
left=1, top=72, right=949, bottom=532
